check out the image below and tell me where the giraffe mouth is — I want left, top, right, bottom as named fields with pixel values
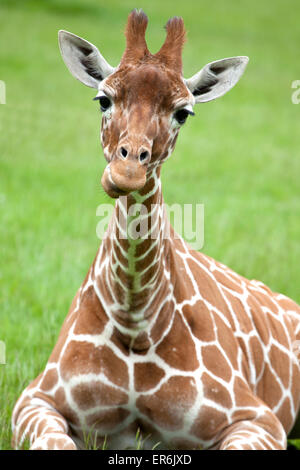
left=109, top=183, right=129, bottom=198
left=101, top=170, right=130, bottom=198
left=101, top=163, right=147, bottom=198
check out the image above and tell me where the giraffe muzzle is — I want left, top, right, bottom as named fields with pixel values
left=101, top=157, right=148, bottom=199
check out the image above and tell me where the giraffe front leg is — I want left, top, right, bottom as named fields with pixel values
left=218, top=407, right=287, bottom=450
left=12, top=393, right=77, bottom=450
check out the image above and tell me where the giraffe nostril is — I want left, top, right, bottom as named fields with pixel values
left=139, top=151, right=149, bottom=162
left=120, top=147, right=128, bottom=158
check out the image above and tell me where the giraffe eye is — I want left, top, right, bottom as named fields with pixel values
left=93, top=95, right=112, bottom=112
left=174, top=108, right=195, bottom=125
left=99, top=96, right=111, bottom=112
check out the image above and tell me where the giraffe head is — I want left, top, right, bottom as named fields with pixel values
left=59, top=9, right=248, bottom=198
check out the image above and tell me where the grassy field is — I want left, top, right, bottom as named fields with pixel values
left=1, top=0, right=300, bottom=450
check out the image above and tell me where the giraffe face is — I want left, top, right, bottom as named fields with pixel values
left=58, top=10, right=248, bottom=199
left=97, top=63, right=194, bottom=198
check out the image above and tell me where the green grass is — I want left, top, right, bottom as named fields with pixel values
left=1, top=0, right=300, bottom=450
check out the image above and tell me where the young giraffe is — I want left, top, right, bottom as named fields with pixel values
left=12, top=10, right=300, bottom=450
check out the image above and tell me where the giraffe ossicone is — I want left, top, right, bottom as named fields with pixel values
left=12, top=9, right=300, bottom=450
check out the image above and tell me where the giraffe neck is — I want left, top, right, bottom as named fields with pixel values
left=94, top=166, right=174, bottom=350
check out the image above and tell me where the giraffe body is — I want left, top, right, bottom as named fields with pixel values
left=11, top=223, right=300, bottom=449
left=12, top=11, right=300, bottom=450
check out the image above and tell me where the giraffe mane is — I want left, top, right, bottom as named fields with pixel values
left=121, top=9, right=186, bottom=74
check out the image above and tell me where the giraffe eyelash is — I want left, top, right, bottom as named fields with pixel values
left=172, top=108, right=195, bottom=126
left=93, top=95, right=112, bottom=112
left=175, top=108, right=195, bottom=122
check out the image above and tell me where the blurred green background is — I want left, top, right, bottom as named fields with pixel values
left=0, top=0, right=300, bottom=450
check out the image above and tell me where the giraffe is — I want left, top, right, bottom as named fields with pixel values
left=12, top=10, right=300, bottom=450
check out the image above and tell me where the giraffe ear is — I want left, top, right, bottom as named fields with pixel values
left=185, top=56, right=249, bottom=103
left=58, top=30, right=115, bottom=89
